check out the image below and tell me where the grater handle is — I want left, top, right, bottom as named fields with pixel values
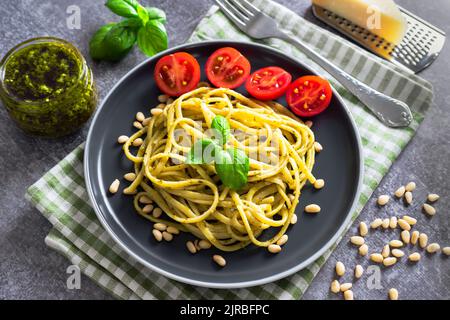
left=279, top=33, right=413, bottom=128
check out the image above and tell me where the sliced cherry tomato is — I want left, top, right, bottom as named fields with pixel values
left=245, top=67, right=292, bottom=101
left=205, top=47, right=251, bottom=89
left=286, top=75, right=332, bottom=117
left=154, top=52, right=201, bottom=96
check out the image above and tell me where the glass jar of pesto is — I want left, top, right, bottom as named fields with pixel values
left=0, top=37, right=97, bottom=137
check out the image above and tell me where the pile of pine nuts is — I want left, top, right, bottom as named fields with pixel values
left=109, top=95, right=172, bottom=195
left=331, top=181, right=448, bottom=300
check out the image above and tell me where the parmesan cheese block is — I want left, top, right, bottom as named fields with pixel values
left=312, top=0, right=407, bottom=45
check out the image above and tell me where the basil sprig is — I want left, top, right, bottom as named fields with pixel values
left=186, top=116, right=250, bottom=191
left=89, top=0, right=168, bottom=62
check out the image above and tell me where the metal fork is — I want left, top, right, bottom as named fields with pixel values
left=215, top=0, right=413, bottom=128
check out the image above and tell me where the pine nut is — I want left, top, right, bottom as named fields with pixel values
left=330, top=280, right=340, bottom=293
left=404, top=191, right=413, bottom=205
left=397, top=219, right=411, bottom=231
left=371, top=218, right=383, bottom=229
left=314, top=141, right=323, bottom=153
left=166, top=98, right=174, bottom=104
left=427, top=194, right=440, bottom=202
left=305, top=204, right=321, bottom=213
left=154, top=223, right=167, bottom=231
left=389, top=288, right=399, bottom=300
left=117, top=135, right=129, bottom=144
left=391, top=249, right=405, bottom=258
left=335, top=261, right=345, bottom=276
left=370, top=253, right=384, bottom=263
left=355, top=265, right=364, bottom=279
left=350, top=236, right=365, bottom=246
left=409, top=252, right=421, bottom=262
left=359, top=222, right=368, bottom=237
left=142, top=117, right=150, bottom=126
left=288, top=194, right=295, bottom=202
left=389, top=217, right=398, bottom=229
left=305, top=120, right=313, bottom=128
left=423, top=203, right=436, bottom=216
left=401, top=230, right=411, bottom=244
left=139, top=196, right=152, bottom=204
left=152, top=207, right=163, bottom=218
left=142, top=204, right=154, bottom=213
left=152, top=229, right=162, bottom=242
left=313, top=179, right=325, bottom=189
left=132, top=138, right=143, bottom=147
left=340, top=283, right=352, bottom=292
left=156, top=103, right=166, bottom=109
left=382, top=218, right=390, bottom=229
left=213, top=255, right=226, bottom=267
left=151, top=108, right=163, bottom=116
left=442, top=247, right=450, bottom=256
left=411, top=231, right=419, bottom=245
left=124, top=172, right=136, bottom=182
left=186, top=241, right=197, bottom=254
left=133, top=121, right=143, bottom=129
left=162, top=231, right=173, bottom=241
left=377, top=195, right=390, bottom=206
left=268, top=244, right=282, bottom=253
left=394, top=186, right=406, bottom=198
left=158, top=94, right=168, bottom=103
left=359, top=244, right=368, bottom=256
left=405, top=181, right=416, bottom=192
left=198, top=240, right=211, bottom=249
left=344, top=290, right=354, bottom=300
left=389, top=240, right=403, bottom=248
left=136, top=112, right=145, bottom=122
left=108, top=179, right=120, bottom=194
left=276, top=234, right=289, bottom=246
left=290, top=214, right=298, bottom=224
left=419, top=233, right=428, bottom=248
left=383, top=257, right=397, bottom=267
left=382, top=244, right=390, bottom=258
left=167, top=226, right=179, bottom=235
left=426, top=243, right=440, bottom=253
left=194, top=240, right=200, bottom=250
left=402, top=215, right=417, bottom=225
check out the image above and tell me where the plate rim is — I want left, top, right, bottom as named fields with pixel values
left=84, top=40, right=364, bottom=289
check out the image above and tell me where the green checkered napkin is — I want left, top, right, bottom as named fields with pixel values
left=26, top=0, right=434, bottom=299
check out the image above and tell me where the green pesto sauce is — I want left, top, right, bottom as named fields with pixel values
left=1, top=40, right=97, bottom=137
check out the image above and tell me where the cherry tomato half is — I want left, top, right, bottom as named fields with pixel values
left=245, top=67, right=292, bottom=101
left=154, top=52, right=201, bottom=96
left=205, top=47, right=251, bottom=89
left=286, top=75, right=332, bottom=117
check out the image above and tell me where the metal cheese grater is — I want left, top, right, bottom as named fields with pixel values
left=312, top=5, right=446, bottom=73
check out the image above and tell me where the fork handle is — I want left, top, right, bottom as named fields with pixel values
left=279, top=34, right=413, bottom=127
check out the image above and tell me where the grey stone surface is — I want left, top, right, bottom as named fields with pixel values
left=0, top=0, right=448, bottom=300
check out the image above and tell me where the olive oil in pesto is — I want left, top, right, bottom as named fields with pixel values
left=0, top=37, right=97, bottom=137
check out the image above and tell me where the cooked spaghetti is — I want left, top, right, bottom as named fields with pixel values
left=122, top=87, right=317, bottom=252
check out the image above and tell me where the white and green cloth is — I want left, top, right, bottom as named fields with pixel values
left=26, top=0, right=433, bottom=299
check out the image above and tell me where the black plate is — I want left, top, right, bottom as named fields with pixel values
left=85, top=41, right=363, bottom=288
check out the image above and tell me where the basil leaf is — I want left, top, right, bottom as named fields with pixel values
left=102, top=24, right=137, bottom=61
left=136, top=4, right=149, bottom=24
left=186, top=139, right=219, bottom=164
left=89, top=23, right=116, bottom=60
left=117, top=17, right=143, bottom=29
left=215, top=148, right=249, bottom=191
left=146, top=7, right=166, bottom=23
left=137, top=19, right=168, bottom=57
left=105, top=0, right=139, bottom=18
left=211, top=115, right=231, bottom=145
